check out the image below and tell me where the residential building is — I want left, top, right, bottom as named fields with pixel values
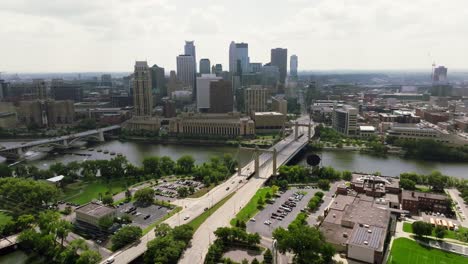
left=271, top=48, right=288, bottom=84
left=169, top=112, right=255, bottom=137
left=133, top=61, right=153, bottom=117
left=244, top=86, right=268, bottom=116
left=75, top=202, right=116, bottom=228
left=332, top=105, right=358, bottom=136
left=271, top=96, right=287, bottom=115
left=176, top=55, right=196, bottom=93
left=401, top=190, right=450, bottom=214
left=199, top=59, right=211, bottom=74
left=290, top=55, right=298, bottom=77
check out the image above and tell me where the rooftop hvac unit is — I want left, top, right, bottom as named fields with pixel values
left=364, top=241, right=369, bottom=245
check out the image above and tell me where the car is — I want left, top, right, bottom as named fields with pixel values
left=204, top=207, right=209, bottom=211
left=131, top=211, right=137, bottom=215
left=239, top=180, right=243, bottom=183
left=135, top=212, right=142, bottom=216
left=250, top=218, right=256, bottom=222
left=264, top=220, right=271, bottom=225
left=272, top=213, right=278, bottom=217
left=106, top=257, right=115, bottom=263
left=271, top=215, right=277, bottom=219
left=184, top=215, right=190, bottom=220
left=226, top=187, right=230, bottom=191
left=144, top=214, right=151, bottom=220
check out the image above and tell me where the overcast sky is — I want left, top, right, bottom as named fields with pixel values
left=1, top=0, right=467, bottom=73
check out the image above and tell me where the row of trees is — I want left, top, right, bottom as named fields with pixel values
left=272, top=165, right=352, bottom=190
left=144, top=224, right=194, bottom=263
left=412, top=221, right=447, bottom=239
left=18, top=211, right=101, bottom=264
left=308, top=191, right=324, bottom=211
left=399, top=171, right=464, bottom=192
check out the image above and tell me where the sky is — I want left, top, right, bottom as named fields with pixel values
left=1, top=0, right=467, bottom=73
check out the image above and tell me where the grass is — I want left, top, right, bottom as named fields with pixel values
left=188, top=192, right=236, bottom=231
left=402, top=222, right=468, bottom=241
left=0, top=211, right=13, bottom=227
left=188, top=185, right=214, bottom=198
left=230, top=187, right=272, bottom=226
left=142, top=206, right=182, bottom=235
left=387, top=237, right=467, bottom=264
left=61, top=179, right=127, bottom=205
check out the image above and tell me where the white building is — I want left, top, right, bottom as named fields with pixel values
left=332, top=105, right=358, bottom=136
left=196, top=74, right=221, bottom=111
left=176, top=55, right=196, bottom=92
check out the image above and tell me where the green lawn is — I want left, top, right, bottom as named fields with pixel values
left=60, top=180, right=127, bottom=205
left=387, top=237, right=466, bottom=264
left=403, top=222, right=467, bottom=241
left=230, top=187, right=272, bottom=226
left=188, top=192, right=236, bottom=231
left=0, top=211, right=13, bottom=227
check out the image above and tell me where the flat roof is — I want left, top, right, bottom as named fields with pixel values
left=329, top=195, right=356, bottom=211
left=401, top=190, right=448, bottom=201
left=349, top=225, right=385, bottom=251
left=254, top=112, right=284, bottom=116
left=359, top=126, right=376, bottom=132
left=75, top=202, right=115, bottom=217
left=345, top=201, right=390, bottom=228
left=46, top=175, right=64, bottom=183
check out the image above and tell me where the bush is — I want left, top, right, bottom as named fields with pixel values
left=111, top=226, right=142, bottom=251
left=317, top=179, right=330, bottom=191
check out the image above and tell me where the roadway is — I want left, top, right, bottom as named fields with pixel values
left=105, top=119, right=312, bottom=264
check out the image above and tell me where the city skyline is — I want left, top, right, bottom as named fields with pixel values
left=1, top=0, right=467, bottom=72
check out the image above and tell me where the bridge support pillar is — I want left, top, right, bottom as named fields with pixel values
left=16, top=147, right=24, bottom=156
left=294, top=121, right=299, bottom=141
left=98, top=130, right=105, bottom=142
left=254, top=146, right=260, bottom=177
left=308, top=123, right=312, bottom=140
left=62, top=139, right=68, bottom=147
left=272, top=148, right=277, bottom=176
left=237, top=145, right=242, bottom=176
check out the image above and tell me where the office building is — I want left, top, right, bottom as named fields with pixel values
left=401, top=190, right=450, bottom=214
left=184, top=41, right=196, bottom=71
left=253, top=112, right=286, bottom=133
left=199, top=59, right=211, bottom=74
left=132, top=61, right=153, bottom=116
left=249, top=62, right=262, bottom=73
left=111, top=94, right=132, bottom=107
left=432, top=66, right=448, bottom=83
left=176, top=55, right=196, bottom=92
left=332, top=105, right=358, bottom=136
left=162, top=99, right=176, bottom=118
left=261, top=63, right=280, bottom=87
left=229, top=41, right=249, bottom=75
left=271, top=48, right=288, bottom=84
left=167, top=70, right=182, bottom=97
left=290, top=55, right=298, bottom=77
left=51, top=79, right=83, bottom=102
left=101, top=74, right=112, bottom=87
left=75, top=202, right=116, bottom=228
left=209, top=80, right=233, bottom=113
left=150, top=64, right=166, bottom=97
left=169, top=112, right=255, bottom=137
left=244, top=85, right=268, bottom=116
left=272, top=96, right=287, bottom=115
left=213, top=64, right=223, bottom=75
left=32, top=79, right=47, bottom=100
left=196, top=74, right=222, bottom=112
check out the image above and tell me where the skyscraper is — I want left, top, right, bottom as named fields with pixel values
left=150, top=65, right=166, bottom=96
left=196, top=74, right=222, bottom=112
left=229, top=41, right=249, bottom=75
left=133, top=61, right=153, bottom=117
left=432, top=66, right=448, bottom=83
left=199, top=59, right=211, bottom=74
left=271, top=48, right=288, bottom=84
left=184, top=41, right=196, bottom=71
left=244, top=85, right=268, bottom=116
left=290, top=55, right=298, bottom=77
left=209, top=80, right=233, bottom=113
left=176, top=55, right=196, bottom=92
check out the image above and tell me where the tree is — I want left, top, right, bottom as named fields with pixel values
left=177, top=186, right=190, bottom=198
left=143, top=157, right=161, bottom=177
left=428, top=171, right=447, bottom=192
left=435, top=226, right=447, bottom=239
left=0, top=164, right=12, bottom=178
left=76, top=249, right=102, bottom=264
left=102, top=194, right=114, bottom=205
left=177, top=155, right=195, bottom=174
left=399, top=178, right=416, bottom=190
left=263, top=248, right=273, bottom=264
left=55, top=219, right=72, bottom=247
left=16, top=214, right=35, bottom=230
left=251, top=259, right=260, bottom=264
left=125, top=189, right=132, bottom=201
left=154, top=223, right=172, bottom=237
left=341, top=170, right=352, bottom=181
left=317, top=179, right=330, bottom=191
left=134, top=187, right=155, bottom=206
left=172, top=225, right=194, bottom=244
left=160, top=156, right=175, bottom=175
left=111, top=226, right=142, bottom=251
left=412, top=221, right=432, bottom=238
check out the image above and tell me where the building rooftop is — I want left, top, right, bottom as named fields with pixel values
left=46, top=175, right=64, bottom=183
left=254, top=112, right=284, bottom=116
left=344, top=200, right=390, bottom=228
left=329, top=195, right=356, bottom=211
left=359, top=126, right=376, bottom=132
left=348, top=225, right=385, bottom=251
left=75, top=202, right=115, bottom=218
left=401, top=190, right=448, bottom=201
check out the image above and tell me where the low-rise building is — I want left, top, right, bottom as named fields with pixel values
left=75, top=202, right=116, bottom=228
left=124, top=116, right=160, bottom=131
left=349, top=173, right=400, bottom=197
left=401, top=190, right=450, bottom=214
left=358, top=126, right=376, bottom=138
left=253, top=112, right=285, bottom=133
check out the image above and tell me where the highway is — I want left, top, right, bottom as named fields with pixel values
left=105, top=118, right=312, bottom=264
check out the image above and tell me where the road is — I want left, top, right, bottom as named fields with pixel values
left=104, top=118, right=312, bottom=264
left=446, top=188, right=468, bottom=227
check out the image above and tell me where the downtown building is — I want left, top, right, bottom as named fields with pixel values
left=290, top=55, right=298, bottom=78
left=271, top=48, right=288, bottom=84
left=196, top=74, right=233, bottom=113
left=332, top=104, right=358, bottom=136
left=199, top=59, right=211, bottom=74
left=176, top=55, right=196, bottom=93
left=244, top=85, right=268, bottom=116
left=229, top=41, right=250, bottom=75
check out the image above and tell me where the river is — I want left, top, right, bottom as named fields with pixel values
left=11, top=139, right=468, bottom=179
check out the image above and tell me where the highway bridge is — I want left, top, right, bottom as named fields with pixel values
left=104, top=117, right=313, bottom=264
left=0, top=125, right=121, bottom=160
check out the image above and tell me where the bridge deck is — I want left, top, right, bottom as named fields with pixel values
left=0, top=234, right=19, bottom=250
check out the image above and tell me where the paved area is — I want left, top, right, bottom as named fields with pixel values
left=447, top=188, right=468, bottom=227
left=223, top=248, right=264, bottom=263
left=307, top=181, right=342, bottom=226
left=247, top=188, right=316, bottom=238
left=117, top=202, right=171, bottom=229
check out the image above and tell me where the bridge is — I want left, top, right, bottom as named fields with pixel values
left=104, top=117, right=313, bottom=264
left=0, top=125, right=121, bottom=160
left=0, top=234, right=19, bottom=252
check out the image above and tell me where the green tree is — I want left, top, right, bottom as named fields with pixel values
left=341, top=170, right=352, bottom=181
left=399, top=178, right=416, bottom=190
left=55, top=219, right=72, bottom=247
left=177, top=186, right=190, bottom=198
left=0, top=164, right=12, bottom=178
left=177, top=155, right=195, bottom=174
left=435, top=226, right=447, bottom=239
left=76, top=249, right=102, bottom=264
left=251, top=259, right=260, bottom=264
left=111, top=226, right=142, bottom=251
left=412, top=221, right=432, bottom=238
left=160, top=156, right=175, bottom=175
left=143, top=157, right=161, bottom=177
left=154, top=223, right=172, bottom=237
left=263, top=248, right=273, bottom=264
left=172, top=225, right=194, bottom=244
left=16, top=214, right=35, bottom=230
left=317, top=179, right=330, bottom=191
left=102, top=194, right=114, bottom=205
left=134, top=187, right=155, bottom=206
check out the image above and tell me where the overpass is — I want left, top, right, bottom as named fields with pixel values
left=0, top=234, right=19, bottom=252
left=105, top=118, right=313, bottom=264
left=0, top=125, right=121, bottom=160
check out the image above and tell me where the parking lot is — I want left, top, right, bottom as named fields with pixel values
left=246, top=187, right=318, bottom=238
left=117, top=202, right=172, bottom=229
left=154, top=179, right=205, bottom=201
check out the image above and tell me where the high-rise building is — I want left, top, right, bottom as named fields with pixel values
left=249, top=63, right=262, bottom=73
left=261, top=63, right=280, bottom=87
left=432, top=66, right=448, bottom=83
left=32, top=79, right=47, bottom=100
left=167, top=70, right=182, bottom=98
left=184, top=41, right=197, bottom=71
left=213, top=64, right=223, bottom=75
left=210, top=80, right=233, bottom=113
left=244, top=85, right=268, bottom=116
left=176, top=55, right=196, bottom=93
left=229, top=41, right=249, bottom=75
left=150, top=65, right=166, bottom=96
left=332, top=105, right=358, bottom=136
left=272, top=96, right=288, bottom=115
left=199, top=59, right=211, bottom=74
left=290, top=55, right=298, bottom=77
left=101, top=74, right=112, bottom=87
left=132, top=61, right=153, bottom=117
left=51, top=79, right=83, bottom=102
left=196, top=74, right=222, bottom=112
left=271, top=48, right=288, bottom=84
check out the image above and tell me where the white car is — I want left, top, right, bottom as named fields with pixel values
left=184, top=215, right=190, bottom=220
left=250, top=218, right=256, bottom=222
left=264, top=220, right=271, bottom=225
